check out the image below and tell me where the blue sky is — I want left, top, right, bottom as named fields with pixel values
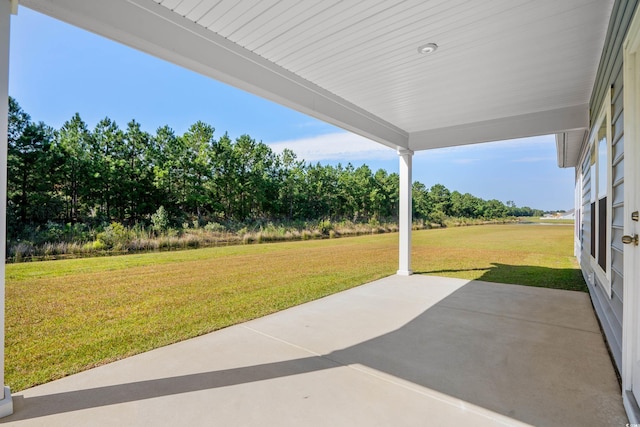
left=9, top=8, right=575, bottom=211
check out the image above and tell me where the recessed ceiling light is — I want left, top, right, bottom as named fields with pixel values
left=417, top=43, right=438, bottom=55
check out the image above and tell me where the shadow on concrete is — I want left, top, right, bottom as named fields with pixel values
left=415, top=263, right=587, bottom=292
left=4, top=279, right=624, bottom=426
left=6, top=356, right=337, bottom=421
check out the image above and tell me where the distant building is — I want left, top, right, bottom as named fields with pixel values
left=542, top=209, right=575, bottom=220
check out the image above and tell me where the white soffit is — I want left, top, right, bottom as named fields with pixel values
left=21, top=0, right=613, bottom=152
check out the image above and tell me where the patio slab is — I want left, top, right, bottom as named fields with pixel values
left=1, top=275, right=627, bottom=426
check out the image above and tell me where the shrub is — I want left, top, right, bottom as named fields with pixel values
left=67, top=222, right=91, bottom=242
left=204, top=222, right=226, bottom=233
left=44, top=221, right=65, bottom=242
left=429, top=210, right=446, bottom=227
left=85, top=240, right=106, bottom=251
left=318, top=220, right=333, bottom=235
left=368, top=217, right=380, bottom=228
left=96, top=222, right=129, bottom=249
left=151, top=206, right=169, bottom=233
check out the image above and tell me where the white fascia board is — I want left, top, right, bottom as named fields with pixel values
left=408, top=104, right=589, bottom=151
left=22, top=0, right=409, bottom=150
left=555, top=133, right=567, bottom=168
left=555, top=129, right=588, bottom=168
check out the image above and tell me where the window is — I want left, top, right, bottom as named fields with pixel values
left=586, top=90, right=612, bottom=294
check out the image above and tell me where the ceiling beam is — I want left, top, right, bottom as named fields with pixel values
left=22, top=0, right=409, bottom=149
left=408, top=104, right=589, bottom=151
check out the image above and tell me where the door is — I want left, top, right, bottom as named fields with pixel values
left=631, top=66, right=640, bottom=404
left=624, top=6, right=640, bottom=409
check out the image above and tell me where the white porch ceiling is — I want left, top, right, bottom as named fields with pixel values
left=21, top=0, right=614, bottom=166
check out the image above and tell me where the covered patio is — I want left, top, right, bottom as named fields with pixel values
left=0, top=0, right=633, bottom=423
left=1, top=275, right=626, bottom=426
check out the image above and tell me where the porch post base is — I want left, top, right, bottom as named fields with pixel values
left=0, top=387, right=13, bottom=418
left=396, top=269, right=413, bottom=276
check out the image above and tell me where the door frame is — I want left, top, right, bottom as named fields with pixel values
left=622, top=4, right=640, bottom=422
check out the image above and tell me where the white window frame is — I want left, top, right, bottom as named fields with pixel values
left=587, top=88, right=613, bottom=296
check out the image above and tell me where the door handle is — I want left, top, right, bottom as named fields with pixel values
left=622, top=234, right=639, bottom=246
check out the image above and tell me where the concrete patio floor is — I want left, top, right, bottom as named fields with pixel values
left=1, top=275, right=627, bottom=426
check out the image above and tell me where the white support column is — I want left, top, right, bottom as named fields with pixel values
left=0, top=0, right=14, bottom=417
left=397, top=148, right=413, bottom=276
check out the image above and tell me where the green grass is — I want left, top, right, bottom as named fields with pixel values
left=413, top=224, right=585, bottom=291
left=5, top=223, right=585, bottom=391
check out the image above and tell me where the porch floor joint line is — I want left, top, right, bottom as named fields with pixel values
left=240, top=324, right=325, bottom=357
left=239, top=324, right=436, bottom=394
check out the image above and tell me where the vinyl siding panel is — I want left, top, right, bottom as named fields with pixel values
left=613, top=135, right=625, bottom=161
left=591, top=0, right=639, bottom=119
left=613, top=207, right=625, bottom=230
left=612, top=246, right=624, bottom=282
left=581, top=0, right=639, bottom=375
left=612, top=265, right=624, bottom=296
left=613, top=157, right=624, bottom=184
left=589, top=273, right=624, bottom=370
left=612, top=180, right=624, bottom=206
left=610, top=288, right=624, bottom=342
left=610, top=99, right=625, bottom=364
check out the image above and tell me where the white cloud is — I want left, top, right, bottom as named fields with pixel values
left=267, top=132, right=396, bottom=162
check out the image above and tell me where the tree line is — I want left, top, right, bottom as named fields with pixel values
left=6, top=97, right=543, bottom=243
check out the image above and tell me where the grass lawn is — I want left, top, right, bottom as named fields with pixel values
left=412, top=223, right=585, bottom=291
left=5, top=223, right=584, bottom=391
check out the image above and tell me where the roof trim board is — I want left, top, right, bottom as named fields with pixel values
left=409, top=104, right=588, bottom=151
left=556, top=129, right=588, bottom=168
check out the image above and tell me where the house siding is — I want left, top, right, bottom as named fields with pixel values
left=580, top=0, right=639, bottom=374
